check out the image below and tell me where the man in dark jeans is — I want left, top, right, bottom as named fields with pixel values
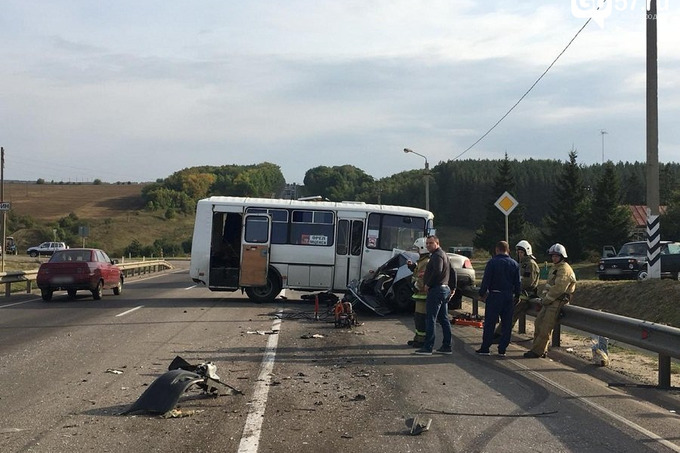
left=415, top=236, right=452, bottom=356
left=477, top=240, right=521, bottom=357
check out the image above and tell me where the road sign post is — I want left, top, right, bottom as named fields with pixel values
left=494, top=191, right=518, bottom=243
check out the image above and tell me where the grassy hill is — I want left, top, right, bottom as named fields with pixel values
left=4, top=182, right=195, bottom=257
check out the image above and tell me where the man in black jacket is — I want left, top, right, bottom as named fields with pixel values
left=415, top=236, right=452, bottom=356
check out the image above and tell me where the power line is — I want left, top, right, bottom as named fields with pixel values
left=452, top=14, right=598, bottom=161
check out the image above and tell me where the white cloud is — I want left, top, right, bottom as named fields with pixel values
left=0, top=0, right=679, bottom=184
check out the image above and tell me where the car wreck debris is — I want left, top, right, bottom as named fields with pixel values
left=122, top=356, right=242, bottom=416
left=406, top=415, right=432, bottom=435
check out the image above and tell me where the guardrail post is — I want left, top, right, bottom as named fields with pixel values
left=27, top=280, right=33, bottom=293
left=552, top=323, right=561, bottom=347
left=518, top=314, right=526, bottom=334
left=4, top=283, right=10, bottom=297
left=658, top=354, right=671, bottom=389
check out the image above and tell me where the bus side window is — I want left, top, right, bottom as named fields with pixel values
left=350, top=220, right=363, bottom=255
left=337, top=220, right=349, bottom=255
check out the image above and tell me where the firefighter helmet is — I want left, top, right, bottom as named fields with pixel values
left=547, top=243, right=568, bottom=258
left=413, top=237, right=428, bottom=255
left=515, top=240, right=533, bottom=256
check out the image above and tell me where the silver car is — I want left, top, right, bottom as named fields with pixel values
left=447, top=252, right=476, bottom=308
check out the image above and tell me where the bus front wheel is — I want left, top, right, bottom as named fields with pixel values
left=245, top=273, right=282, bottom=304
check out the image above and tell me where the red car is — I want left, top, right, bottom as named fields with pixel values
left=37, top=248, right=124, bottom=301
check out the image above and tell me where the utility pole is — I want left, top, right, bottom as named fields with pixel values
left=646, top=0, right=661, bottom=280
left=1, top=147, right=5, bottom=272
left=403, top=148, right=430, bottom=211
left=600, top=129, right=608, bottom=163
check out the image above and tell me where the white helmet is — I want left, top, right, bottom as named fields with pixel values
left=548, top=243, right=568, bottom=258
left=413, top=237, right=428, bottom=255
left=515, top=240, right=533, bottom=256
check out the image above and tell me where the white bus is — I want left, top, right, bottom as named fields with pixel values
left=189, top=196, right=435, bottom=303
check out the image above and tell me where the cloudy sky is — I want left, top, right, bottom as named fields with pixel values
left=1, top=1, right=678, bottom=184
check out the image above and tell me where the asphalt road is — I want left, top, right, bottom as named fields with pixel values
left=1, top=264, right=679, bottom=453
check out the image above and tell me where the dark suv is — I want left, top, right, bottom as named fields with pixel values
left=597, top=240, right=680, bottom=280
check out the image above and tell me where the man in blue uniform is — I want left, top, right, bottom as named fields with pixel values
left=476, top=241, right=521, bottom=356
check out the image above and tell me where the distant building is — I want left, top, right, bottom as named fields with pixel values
left=280, top=183, right=301, bottom=200
left=628, top=205, right=667, bottom=240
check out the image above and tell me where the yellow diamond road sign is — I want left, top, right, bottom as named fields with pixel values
left=495, top=191, right=518, bottom=215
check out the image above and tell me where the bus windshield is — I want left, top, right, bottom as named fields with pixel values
left=366, top=213, right=426, bottom=251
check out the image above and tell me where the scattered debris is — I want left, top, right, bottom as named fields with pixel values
left=106, top=369, right=124, bottom=375
left=161, top=408, right=204, bottom=418
left=406, top=415, right=432, bottom=435
left=350, top=394, right=366, bottom=401
left=247, top=330, right=279, bottom=335
left=300, top=334, right=325, bottom=339
left=452, top=313, right=484, bottom=328
left=122, top=356, right=242, bottom=416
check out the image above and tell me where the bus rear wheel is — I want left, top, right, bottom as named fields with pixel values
left=245, top=273, right=282, bottom=304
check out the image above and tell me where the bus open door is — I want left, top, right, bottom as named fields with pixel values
left=240, top=214, right=281, bottom=303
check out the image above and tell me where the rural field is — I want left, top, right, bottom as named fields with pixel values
left=3, top=182, right=195, bottom=258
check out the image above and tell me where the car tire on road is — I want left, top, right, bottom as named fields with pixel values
left=92, top=281, right=103, bottom=300
left=67, top=289, right=77, bottom=299
left=41, top=289, right=53, bottom=302
left=391, top=281, right=415, bottom=312
left=113, top=278, right=123, bottom=296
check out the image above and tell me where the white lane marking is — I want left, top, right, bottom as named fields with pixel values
left=184, top=285, right=198, bottom=290
left=0, top=299, right=38, bottom=308
left=512, top=359, right=680, bottom=452
left=237, top=311, right=283, bottom=453
left=115, top=306, right=144, bottom=317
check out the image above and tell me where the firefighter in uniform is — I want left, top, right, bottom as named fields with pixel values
left=407, top=237, right=430, bottom=348
left=494, top=240, right=540, bottom=339
left=524, top=243, right=576, bottom=358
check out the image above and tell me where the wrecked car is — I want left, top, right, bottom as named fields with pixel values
left=346, top=250, right=419, bottom=315
left=347, top=249, right=474, bottom=315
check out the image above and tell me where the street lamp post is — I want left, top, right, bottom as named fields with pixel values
left=403, top=148, right=430, bottom=211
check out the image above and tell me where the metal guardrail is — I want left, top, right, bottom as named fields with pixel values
left=0, top=259, right=173, bottom=297
left=461, top=286, right=680, bottom=389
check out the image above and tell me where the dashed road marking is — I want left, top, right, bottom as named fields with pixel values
left=238, top=310, right=283, bottom=453
left=115, top=306, right=144, bottom=317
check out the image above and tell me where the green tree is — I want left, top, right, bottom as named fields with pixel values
left=541, top=150, right=589, bottom=261
left=660, top=163, right=678, bottom=205
left=302, top=165, right=375, bottom=201
left=621, top=170, right=645, bottom=205
left=585, top=162, right=633, bottom=251
left=661, top=189, right=680, bottom=239
left=473, top=154, right=527, bottom=253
